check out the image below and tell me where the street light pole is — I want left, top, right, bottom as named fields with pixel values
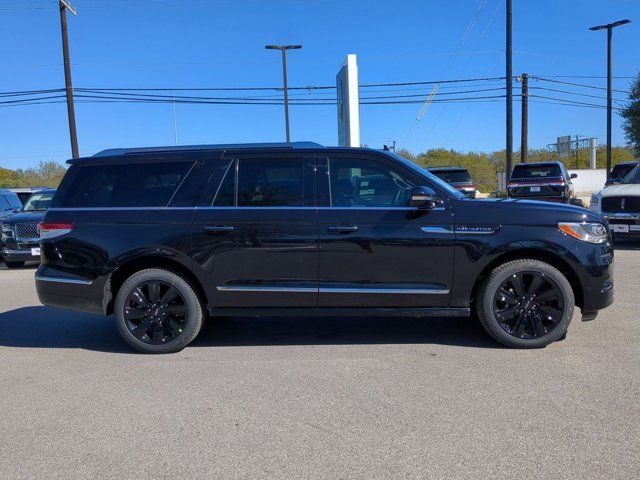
left=265, top=44, right=302, bottom=143
left=589, top=19, right=631, bottom=177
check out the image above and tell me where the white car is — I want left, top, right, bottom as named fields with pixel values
left=590, top=165, right=640, bottom=237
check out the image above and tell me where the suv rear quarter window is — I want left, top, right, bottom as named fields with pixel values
left=54, top=161, right=193, bottom=208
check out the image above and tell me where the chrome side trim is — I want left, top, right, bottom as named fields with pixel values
left=216, top=285, right=450, bottom=294
left=48, top=206, right=446, bottom=212
left=35, top=274, right=93, bottom=285
left=217, top=285, right=316, bottom=293
left=420, top=226, right=453, bottom=234
left=319, top=287, right=449, bottom=295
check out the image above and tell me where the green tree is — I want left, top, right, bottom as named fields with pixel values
left=14, top=161, right=67, bottom=188
left=0, top=167, right=21, bottom=188
left=621, top=71, right=640, bottom=156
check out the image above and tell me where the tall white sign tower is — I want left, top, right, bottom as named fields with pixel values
left=336, top=54, right=361, bottom=147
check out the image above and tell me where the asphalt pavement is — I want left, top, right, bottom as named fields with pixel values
left=0, top=246, right=638, bottom=480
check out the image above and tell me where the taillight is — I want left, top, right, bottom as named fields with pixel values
left=39, top=222, right=74, bottom=239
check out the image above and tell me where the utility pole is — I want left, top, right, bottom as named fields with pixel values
left=59, top=0, right=79, bottom=159
left=518, top=73, right=528, bottom=163
left=589, top=19, right=631, bottom=177
left=265, top=45, right=302, bottom=143
left=505, top=0, right=513, bottom=176
left=391, top=140, right=396, bottom=153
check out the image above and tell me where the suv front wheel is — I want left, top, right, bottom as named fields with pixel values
left=114, top=268, right=204, bottom=354
left=476, top=259, right=574, bottom=348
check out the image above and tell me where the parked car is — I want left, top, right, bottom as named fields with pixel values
left=1, top=189, right=56, bottom=268
left=507, top=161, right=576, bottom=203
left=427, top=166, right=476, bottom=198
left=0, top=188, right=22, bottom=222
left=11, top=187, right=48, bottom=205
left=590, top=164, right=640, bottom=238
left=36, top=143, right=613, bottom=353
left=605, top=161, right=640, bottom=187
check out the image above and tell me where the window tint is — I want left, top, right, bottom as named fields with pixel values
left=430, top=169, right=471, bottom=184
left=329, top=157, right=414, bottom=207
left=5, top=192, right=22, bottom=210
left=610, top=164, right=636, bottom=180
left=212, top=159, right=236, bottom=206
left=58, top=161, right=193, bottom=207
left=511, top=164, right=561, bottom=179
left=237, top=158, right=304, bottom=207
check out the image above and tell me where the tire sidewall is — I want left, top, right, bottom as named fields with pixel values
left=478, top=260, right=574, bottom=348
left=115, top=269, right=203, bottom=354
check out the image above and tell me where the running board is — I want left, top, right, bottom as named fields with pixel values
left=207, top=307, right=471, bottom=318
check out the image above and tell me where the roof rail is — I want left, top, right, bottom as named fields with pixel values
left=93, top=142, right=324, bottom=157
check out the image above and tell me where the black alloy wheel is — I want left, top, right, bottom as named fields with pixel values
left=493, top=271, right=564, bottom=339
left=115, top=268, right=204, bottom=353
left=476, top=259, right=574, bottom=348
left=123, top=280, right=188, bottom=345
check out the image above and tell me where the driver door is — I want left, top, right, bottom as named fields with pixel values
left=317, top=153, right=455, bottom=307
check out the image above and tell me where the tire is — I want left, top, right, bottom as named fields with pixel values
left=476, top=259, right=574, bottom=348
left=4, top=261, right=25, bottom=269
left=114, top=268, right=204, bottom=354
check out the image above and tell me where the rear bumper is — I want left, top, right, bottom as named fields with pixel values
left=35, top=266, right=108, bottom=315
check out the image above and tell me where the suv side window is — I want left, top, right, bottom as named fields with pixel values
left=235, top=158, right=308, bottom=207
left=0, top=194, right=10, bottom=211
left=57, top=161, right=193, bottom=208
left=5, top=192, right=21, bottom=210
left=328, top=157, right=415, bottom=207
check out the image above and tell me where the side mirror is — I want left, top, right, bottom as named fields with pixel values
left=409, top=186, right=437, bottom=209
left=570, top=173, right=578, bottom=179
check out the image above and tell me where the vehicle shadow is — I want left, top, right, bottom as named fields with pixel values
left=613, top=239, right=640, bottom=251
left=0, top=306, right=496, bottom=353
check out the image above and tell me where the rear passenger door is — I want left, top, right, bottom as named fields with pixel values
left=191, top=153, right=318, bottom=307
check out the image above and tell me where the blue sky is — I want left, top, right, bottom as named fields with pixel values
left=0, top=0, right=638, bottom=169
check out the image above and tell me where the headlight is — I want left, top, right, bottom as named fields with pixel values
left=558, top=222, right=608, bottom=244
left=1, top=223, right=12, bottom=240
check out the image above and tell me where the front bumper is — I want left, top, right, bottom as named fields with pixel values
left=603, top=212, right=640, bottom=237
left=2, top=247, right=41, bottom=262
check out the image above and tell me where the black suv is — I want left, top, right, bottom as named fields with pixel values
left=36, top=143, right=614, bottom=353
left=2, top=189, right=56, bottom=268
left=507, top=161, right=576, bottom=203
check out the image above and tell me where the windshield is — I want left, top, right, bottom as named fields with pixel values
left=610, top=163, right=638, bottom=180
left=430, top=170, right=472, bottom=184
left=511, top=164, right=561, bottom=179
left=21, top=191, right=54, bottom=212
left=384, top=152, right=465, bottom=199
left=620, top=165, right=640, bottom=184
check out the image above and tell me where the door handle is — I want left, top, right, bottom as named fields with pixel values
left=204, top=225, right=235, bottom=233
left=327, top=225, right=359, bottom=233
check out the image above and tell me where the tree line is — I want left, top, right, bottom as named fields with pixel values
left=0, top=161, right=68, bottom=189
left=397, top=146, right=635, bottom=193
left=0, top=145, right=636, bottom=193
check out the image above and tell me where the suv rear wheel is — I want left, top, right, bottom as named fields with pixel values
left=476, top=259, right=574, bottom=348
left=114, top=268, right=204, bottom=354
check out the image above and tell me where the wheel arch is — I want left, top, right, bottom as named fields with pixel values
left=106, top=255, right=208, bottom=316
left=470, top=248, right=584, bottom=310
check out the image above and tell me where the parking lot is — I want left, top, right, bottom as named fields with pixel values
left=0, top=245, right=637, bottom=480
